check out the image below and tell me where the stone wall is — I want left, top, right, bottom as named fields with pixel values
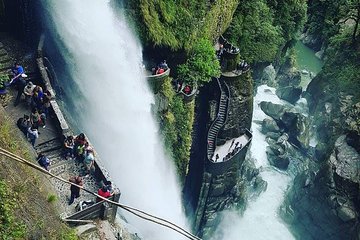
left=281, top=135, right=360, bottom=240
left=217, top=73, right=253, bottom=145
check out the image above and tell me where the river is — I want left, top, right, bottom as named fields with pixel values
left=212, top=41, right=323, bottom=240
left=42, top=1, right=187, bottom=239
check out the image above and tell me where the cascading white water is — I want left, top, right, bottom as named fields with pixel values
left=43, top=1, right=187, bottom=239
left=212, top=85, right=295, bottom=240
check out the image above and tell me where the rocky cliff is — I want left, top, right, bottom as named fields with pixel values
left=281, top=135, right=360, bottom=240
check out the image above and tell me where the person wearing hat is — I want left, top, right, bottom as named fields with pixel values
left=8, top=62, right=27, bottom=106
left=83, top=146, right=95, bottom=176
left=23, top=81, right=35, bottom=107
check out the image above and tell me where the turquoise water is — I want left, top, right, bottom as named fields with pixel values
left=294, top=41, right=323, bottom=75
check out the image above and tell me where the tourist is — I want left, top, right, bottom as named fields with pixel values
left=96, top=185, right=114, bottom=202
left=30, top=107, right=46, bottom=128
left=83, top=147, right=95, bottom=176
left=64, top=135, right=75, bottom=159
left=23, top=81, right=35, bottom=107
left=42, top=90, right=52, bottom=117
left=69, top=176, right=83, bottom=205
left=103, top=180, right=113, bottom=193
left=37, top=153, right=50, bottom=171
left=183, top=85, right=191, bottom=95
left=215, top=154, right=219, bottom=162
left=32, top=85, right=44, bottom=109
left=74, top=133, right=87, bottom=160
left=176, top=80, right=183, bottom=92
left=156, top=67, right=165, bottom=75
left=17, top=114, right=31, bottom=135
left=27, top=125, right=39, bottom=146
left=159, top=60, right=168, bottom=70
left=8, top=62, right=27, bottom=106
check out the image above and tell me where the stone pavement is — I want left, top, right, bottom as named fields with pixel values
left=0, top=42, right=101, bottom=218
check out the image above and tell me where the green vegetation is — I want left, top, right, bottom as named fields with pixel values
left=0, top=75, right=7, bottom=89
left=0, top=180, right=26, bottom=239
left=225, top=0, right=283, bottom=63
left=178, top=38, right=221, bottom=85
left=318, top=28, right=360, bottom=100
left=126, top=0, right=238, bottom=50
left=0, top=109, right=78, bottom=240
left=47, top=194, right=57, bottom=203
left=225, top=0, right=306, bottom=63
left=305, top=0, right=360, bottom=49
left=158, top=78, right=194, bottom=180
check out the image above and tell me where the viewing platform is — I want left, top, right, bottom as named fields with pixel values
left=176, top=82, right=198, bottom=102
left=145, top=68, right=170, bottom=93
left=0, top=35, right=122, bottom=225
left=210, top=130, right=252, bottom=163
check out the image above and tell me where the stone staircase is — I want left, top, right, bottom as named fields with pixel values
left=207, top=78, right=230, bottom=160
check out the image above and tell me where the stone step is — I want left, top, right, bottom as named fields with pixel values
left=49, top=162, right=68, bottom=176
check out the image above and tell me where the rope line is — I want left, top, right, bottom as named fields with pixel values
left=0, top=147, right=201, bottom=240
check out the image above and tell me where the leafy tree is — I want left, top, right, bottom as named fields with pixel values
left=267, top=0, right=307, bottom=42
left=177, top=38, right=221, bottom=85
left=225, top=0, right=284, bottom=63
left=339, top=0, right=360, bottom=43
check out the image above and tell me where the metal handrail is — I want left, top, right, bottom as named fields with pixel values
left=206, top=78, right=230, bottom=159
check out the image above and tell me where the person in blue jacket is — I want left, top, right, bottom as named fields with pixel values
left=7, top=62, right=27, bottom=106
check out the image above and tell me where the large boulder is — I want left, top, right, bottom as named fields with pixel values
left=260, top=102, right=310, bottom=148
left=281, top=135, right=360, bottom=240
left=259, top=102, right=288, bottom=121
left=262, top=118, right=280, bottom=133
left=266, top=147, right=289, bottom=170
left=276, top=70, right=301, bottom=88
left=261, top=64, right=276, bottom=86
left=276, top=86, right=302, bottom=104
left=281, top=111, right=310, bottom=149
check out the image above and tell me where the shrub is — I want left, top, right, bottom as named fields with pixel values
left=177, top=38, right=221, bottom=86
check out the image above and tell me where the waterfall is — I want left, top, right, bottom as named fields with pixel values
left=42, top=1, right=187, bottom=239
left=212, top=85, right=295, bottom=240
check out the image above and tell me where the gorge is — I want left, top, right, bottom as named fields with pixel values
left=0, top=0, right=359, bottom=240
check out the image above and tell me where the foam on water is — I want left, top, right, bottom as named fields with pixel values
left=43, top=1, right=187, bottom=239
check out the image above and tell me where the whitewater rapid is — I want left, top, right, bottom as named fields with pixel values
left=43, top=1, right=187, bottom=239
left=213, top=85, right=295, bottom=240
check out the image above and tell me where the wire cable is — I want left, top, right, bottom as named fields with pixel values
left=0, top=147, right=201, bottom=240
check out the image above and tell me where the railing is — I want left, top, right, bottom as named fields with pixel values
left=177, top=83, right=198, bottom=102
left=146, top=68, right=170, bottom=81
left=219, top=35, right=240, bottom=55
left=206, top=78, right=230, bottom=159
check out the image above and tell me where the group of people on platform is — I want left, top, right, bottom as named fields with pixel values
left=174, top=79, right=193, bottom=95
left=68, top=176, right=115, bottom=205
left=7, top=62, right=115, bottom=207
left=64, top=133, right=116, bottom=205
left=214, top=139, right=243, bottom=162
left=10, top=62, right=51, bottom=147
left=216, top=41, right=240, bottom=59
left=152, top=60, right=169, bottom=75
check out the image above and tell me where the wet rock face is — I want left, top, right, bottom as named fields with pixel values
left=266, top=146, right=290, bottom=170
left=218, top=74, right=253, bottom=142
left=261, top=64, right=276, bottom=86
left=281, top=135, right=360, bottom=240
left=275, top=86, right=302, bottom=104
left=262, top=118, right=280, bottom=133
left=276, top=70, right=301, bottom=88
left=260, top=102, right=310, bottom=148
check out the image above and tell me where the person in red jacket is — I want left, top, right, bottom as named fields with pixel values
left=96, top=186, right=114, bottom=202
